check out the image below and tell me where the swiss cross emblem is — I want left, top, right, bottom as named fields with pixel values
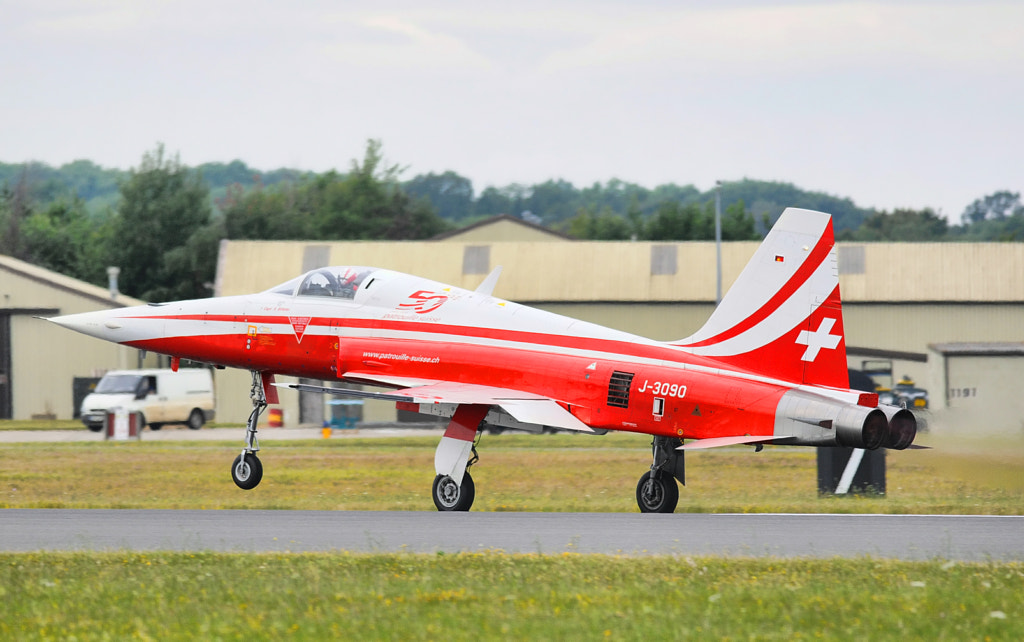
left=288, top=316, right=312, bottom=343
left=795, top=317, right=841, bottom=362
left=397, top=290, right=449, bottom=314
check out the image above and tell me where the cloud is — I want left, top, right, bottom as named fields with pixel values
left=316, top=13, right=492, bottom=71
left=538, top=3, right=1024, bottom=75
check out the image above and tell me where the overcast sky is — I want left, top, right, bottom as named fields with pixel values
left=2, top=0, right=1021, bottom=220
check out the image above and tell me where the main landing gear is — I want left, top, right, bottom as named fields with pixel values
left=431, top=404, right=488, bottom=511
left=636, top=436, right=684, bottom=513
left=231, top=371, right=265, bottom=490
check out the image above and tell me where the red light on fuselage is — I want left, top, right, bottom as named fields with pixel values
left=857, top=393, right=879, bottom=407
left=774, top=255, right=785, bottom=263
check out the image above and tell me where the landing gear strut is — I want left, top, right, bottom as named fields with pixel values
left=232, top=371, right=266, bottom=490
left=636, top=435, right=684, bottom=513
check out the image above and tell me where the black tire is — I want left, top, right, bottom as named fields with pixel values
left=636, top=470, right=679, bottom=513
left=432, top=472, right=475, bottom=511
left=149, top=423, right=163, bottom=431
left=232, top=453, right=263, bottom=490
left=187, top=409, right=204, bottom=430
left=86, top=423, right=103, bottom=433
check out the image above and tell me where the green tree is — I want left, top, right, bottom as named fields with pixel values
left=20, top=199, right=105, bottom=280
left=838, top=208, right=948, bottom=242
left=563, top=206, right=633, bottom=240
left=522, top=179, right=581, bottom=224
left=222, top=182, right=313, bottom=240
left=641, top=199, right=758, bottom=241
left=404, top=171, right=475, bottom=221
left=961, top=191, right=1021, bottom=224
left=112, top=144, right=213, bottom=301
left=306, top=140, right=449, bottom=240
left=223, top=140, right=449, bottom=242
left=645, top=202, right=712, bottom=240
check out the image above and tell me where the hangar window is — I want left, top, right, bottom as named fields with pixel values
left=302, top=245, right=331, bottom=273
left=463, top=245, right=490, bottom=275
left=651, top=245, right=677, bottom=275
left=607, top=371, right=635, bottom=408
left=838, top=246, right=865, bottom=275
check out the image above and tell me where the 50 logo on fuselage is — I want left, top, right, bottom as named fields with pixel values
left=397, top=290, right=449, bottom=314
left=637, top=380, right=687, bottom=398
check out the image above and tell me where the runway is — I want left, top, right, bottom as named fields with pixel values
left=2, top=510, right=1021, bottom=560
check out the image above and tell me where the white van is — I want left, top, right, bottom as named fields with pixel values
left=80, top=369, right=215, bottom=432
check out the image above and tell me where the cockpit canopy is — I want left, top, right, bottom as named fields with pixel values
left=267, top=267, right=374, bottom=300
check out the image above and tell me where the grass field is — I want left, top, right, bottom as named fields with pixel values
left=0, top=432, right=1021, bottom=513
left=0, top=552, right=1021, bottom=639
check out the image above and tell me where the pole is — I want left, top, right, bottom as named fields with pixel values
left=715, top=181, right=722, bottom=305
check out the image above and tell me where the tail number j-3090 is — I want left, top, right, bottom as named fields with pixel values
left=637, top=380, right=687, bottom=398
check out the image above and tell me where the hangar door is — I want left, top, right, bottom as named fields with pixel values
left=945, top=354, right=1024, bottom=434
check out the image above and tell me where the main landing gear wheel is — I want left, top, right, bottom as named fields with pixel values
left=433, top=472, right=475, bottom=511
left=636, top=470, right=679, bottom=513
left=232, top=453, right=263, bottom=490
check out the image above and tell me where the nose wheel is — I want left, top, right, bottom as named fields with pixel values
left=232, top=453, right=263, bottom=490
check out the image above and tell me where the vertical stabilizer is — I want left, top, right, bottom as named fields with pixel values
left=673, top=208, right=848, bottom=388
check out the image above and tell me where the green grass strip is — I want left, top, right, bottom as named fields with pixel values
left=0, top=552, right=1021, bottom=640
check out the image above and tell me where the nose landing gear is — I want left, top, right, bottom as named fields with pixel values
left=232, top=371, right=267, bottom=490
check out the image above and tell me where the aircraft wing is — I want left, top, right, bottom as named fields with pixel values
left=276, top=377, right=596, bottom=434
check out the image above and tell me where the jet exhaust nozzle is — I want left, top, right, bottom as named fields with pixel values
left=834, top=406, right=887, bottom=450
left=879, top=406, right=917, bottom=450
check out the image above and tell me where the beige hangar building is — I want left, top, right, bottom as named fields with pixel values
left=210, top=216, right=1024, bottom=435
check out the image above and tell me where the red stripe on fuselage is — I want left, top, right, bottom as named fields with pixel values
left=125, top=313, right=737, bottom=373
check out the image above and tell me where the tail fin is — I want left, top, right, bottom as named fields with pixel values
left=673, top=208, right=849, bottom=388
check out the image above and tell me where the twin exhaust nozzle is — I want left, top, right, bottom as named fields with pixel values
left=836, top=406, right=917, bottom=450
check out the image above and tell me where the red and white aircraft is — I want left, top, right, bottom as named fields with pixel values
left=49, top=208, right=917, bottom=512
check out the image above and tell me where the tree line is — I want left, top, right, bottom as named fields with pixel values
left=1, top=140, right=1020, bottom=302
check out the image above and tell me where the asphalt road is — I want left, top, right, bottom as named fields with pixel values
left=1, top=510, right=1020, bottom=560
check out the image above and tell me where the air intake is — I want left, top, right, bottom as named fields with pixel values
left=607, top=371, right=635, bottom=408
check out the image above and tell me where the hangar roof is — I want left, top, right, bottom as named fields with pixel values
left=430, top=214, right=573, bottom=242
left=0, top=255, right=145, bottom=309
left=930, top=342, right=1024, bottom=356
left=215, top=239, right=1024, bottom=304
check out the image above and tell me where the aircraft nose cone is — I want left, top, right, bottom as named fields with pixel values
left=47, top=309, right=137, bottom=344
left=47, top=310, right=124, bottom=340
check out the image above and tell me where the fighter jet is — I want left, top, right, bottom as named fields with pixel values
left=48, top=208, right=917, bottom=512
